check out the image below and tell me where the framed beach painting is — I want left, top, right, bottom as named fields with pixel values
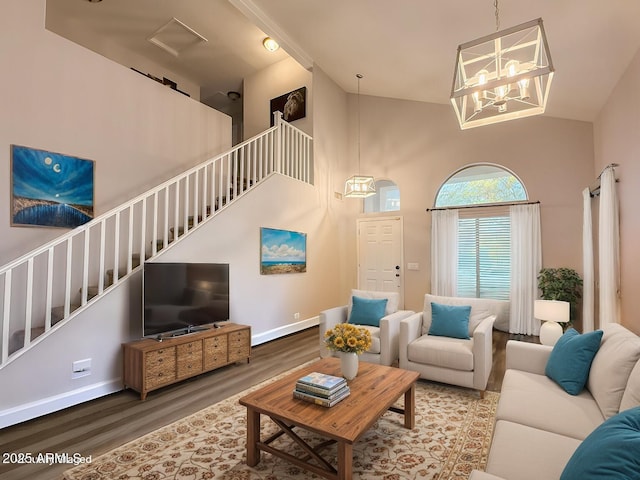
left=11, top=145, right=95, bottom=228
left=260, top=227, right=307, bottom=275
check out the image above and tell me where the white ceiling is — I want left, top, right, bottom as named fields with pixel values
left=45, top=0, right=290, bottom=115
left=46, top=0, right=640, bottom=123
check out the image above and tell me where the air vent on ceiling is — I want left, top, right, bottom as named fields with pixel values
left=147, top=18, right=208, bottom=57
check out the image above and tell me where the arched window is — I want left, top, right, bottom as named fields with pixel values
left=435, top=164, right=527, bottom=207
left=364, top=179, right=400, bottom=213
left=434, top=164, right=528, bottom=300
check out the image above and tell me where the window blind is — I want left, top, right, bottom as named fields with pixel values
left=457, top=215, right=511, bottom=300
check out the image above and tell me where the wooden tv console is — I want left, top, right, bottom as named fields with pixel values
left=123, top=323, right=251, bottom=400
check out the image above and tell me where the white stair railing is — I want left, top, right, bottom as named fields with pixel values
left=0, top=114, right=312, bottom=367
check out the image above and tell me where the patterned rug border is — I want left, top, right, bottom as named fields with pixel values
left=63, top=361, right=499, bottom=480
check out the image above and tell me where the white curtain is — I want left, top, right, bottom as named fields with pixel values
left=431, top=209, right=458, bottom=296
left=599, top=167, right=620, bottom=325
left=582, top=188, right=595, bottom=332
left=509, top=204, right=542, bottom=335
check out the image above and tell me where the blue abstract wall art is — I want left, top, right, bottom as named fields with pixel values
left=11, top=145, right=95, bottom=229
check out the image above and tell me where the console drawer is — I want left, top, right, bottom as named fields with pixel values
left=146, top=347, right=175, bottom=369
left=204, top=335, right=228, bottom=370
left=123, top=324, right=250, bottom=400
left=145, top=348, right=176, bottom=389
left=177, top=341, right=203, bottom=378
left=228, top=330, right=250, bottom=362
left=177, top=340, right=202, bottom=357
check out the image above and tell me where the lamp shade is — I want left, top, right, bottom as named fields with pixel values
left=534, top=299, right=570, bottom=323
left=450, top=18, right=554, bottom=129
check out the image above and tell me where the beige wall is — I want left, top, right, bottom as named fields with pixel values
left=45, top=3, right=201, bottom=99
left=0, top=0, right=230, bottom=426
left=347, top=95, right=594, bottom=313
left=243, top=57, right=312, bottom=139
left=0, top=0, right=231, bottom=266
left=3, top=0, right=637, bottom=426
left=155, top=175, right=334, bottom=339
left=594, top=48, right=640, bottom=334
left=310, top=66, right=353, bottom=304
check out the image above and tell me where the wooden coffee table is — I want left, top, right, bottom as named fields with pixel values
left=239, top=357, right=420, bottom=480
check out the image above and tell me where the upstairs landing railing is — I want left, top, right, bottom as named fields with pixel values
left=0, top=114, right=312, bottom=367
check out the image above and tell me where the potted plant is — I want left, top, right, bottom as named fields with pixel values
left=537, top=267, right=583, bottom=329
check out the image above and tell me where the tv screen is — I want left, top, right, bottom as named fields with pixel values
left=143, top=262, right=229, bottom=338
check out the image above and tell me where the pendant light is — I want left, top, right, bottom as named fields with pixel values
left=344, top=74, right=376, bottom=198
left=450, top=0, right=554, bottom=129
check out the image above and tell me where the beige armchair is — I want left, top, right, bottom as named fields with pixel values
left=399, top=293, right=508, bottom=396
left=319, top=289, right=414, bottom=366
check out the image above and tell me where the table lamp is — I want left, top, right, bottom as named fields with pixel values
left=535, top=299, right=570, bottom=346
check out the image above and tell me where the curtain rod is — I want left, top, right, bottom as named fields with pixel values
left=589, top=163, right=620, bottom=197
left=597, top=162, right=620, bottom=180
left=426, top=200, right=540, bottom=212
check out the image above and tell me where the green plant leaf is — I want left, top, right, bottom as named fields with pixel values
left=537, top=267, right=583, bottom=322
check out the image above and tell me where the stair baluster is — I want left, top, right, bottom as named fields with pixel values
left=0, top=114, right=312, bottom=366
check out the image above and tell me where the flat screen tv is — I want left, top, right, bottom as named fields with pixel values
left=143, top=262, right=229, bottom=338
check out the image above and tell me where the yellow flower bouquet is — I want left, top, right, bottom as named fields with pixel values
left=324, top=323, right=372, bottom=355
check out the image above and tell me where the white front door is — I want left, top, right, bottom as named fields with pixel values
left=356, top=216, right=404, bottom=308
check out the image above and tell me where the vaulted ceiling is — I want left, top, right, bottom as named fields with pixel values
left=47, top=0, right=640, bottom=123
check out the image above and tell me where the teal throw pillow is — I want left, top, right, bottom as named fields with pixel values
left=545, top=328, right=603, bottom=395
left=560, top=406, right=640, bottom=480
left=428, top=302, right=471, bottom=339
left=348, top=296, right=388, bottom=327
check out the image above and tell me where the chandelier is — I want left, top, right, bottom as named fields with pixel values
left=450, top=1, right=554, bottom=130
left=344, top=74, right=376, bottom=198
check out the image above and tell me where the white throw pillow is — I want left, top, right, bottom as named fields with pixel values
left=587, top=323, right=640, bottom=418
left=620, top=360, right=640, bottom=412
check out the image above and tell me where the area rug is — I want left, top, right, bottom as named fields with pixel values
left=63, top=366, right=499, bottom=480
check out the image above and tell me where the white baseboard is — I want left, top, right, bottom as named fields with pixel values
left=0, top=321, right=319, bottom=428
left=251, top=316, right=319, bottom=346
left=0, top=379, right=122, bottom=429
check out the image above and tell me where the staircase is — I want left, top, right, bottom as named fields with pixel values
left=0, top=113, right=312, bottom=368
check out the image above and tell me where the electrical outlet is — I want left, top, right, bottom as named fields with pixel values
left=294, top=312, right=300, bottom=320
left=72, top=358, right=91, bottom=379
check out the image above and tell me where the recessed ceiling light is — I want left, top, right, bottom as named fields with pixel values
left=87, top=0, right=103, bottom=3
left=262, top=37, right=279, bottom=52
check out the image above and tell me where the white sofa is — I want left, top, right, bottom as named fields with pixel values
left=470, top=323, right=640, bottom=480
left=399, top=294, right=509, bottom=396
left=319, top=290, right=414, bottom=366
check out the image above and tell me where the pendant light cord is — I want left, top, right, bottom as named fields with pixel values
left=494, top=0, right=500, bottom=31
left=356, top=73, right=363, bottom=174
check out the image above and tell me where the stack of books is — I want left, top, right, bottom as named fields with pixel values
left=293, top=371, right=351, bottom=407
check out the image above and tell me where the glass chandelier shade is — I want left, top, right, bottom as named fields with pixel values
left=344, top=174, right=376, bottom=197
left=450, top=18, right=554, bottom=130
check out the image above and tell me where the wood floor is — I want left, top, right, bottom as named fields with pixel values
left=0, top=327, right=532, bottom=480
